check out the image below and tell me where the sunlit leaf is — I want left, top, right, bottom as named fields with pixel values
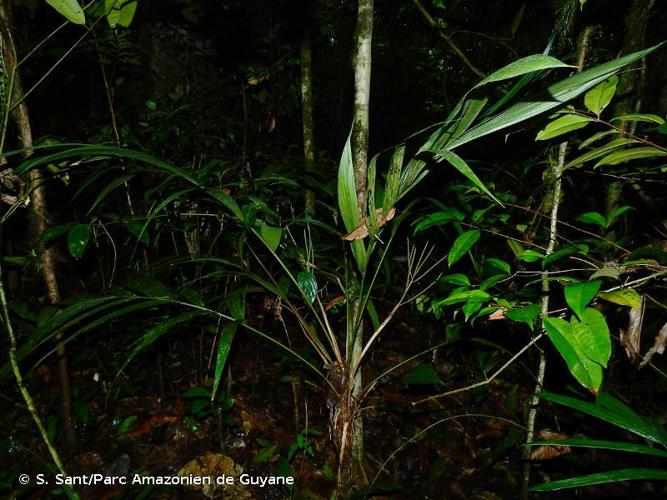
left=598, top=288, right=641, bottom=308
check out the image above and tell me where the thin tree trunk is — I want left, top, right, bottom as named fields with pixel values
left=343, top=0, right=374, bottom=491
left=0, top=1, right=76, bottom=448
left=301, top=2, right=316, bottom=216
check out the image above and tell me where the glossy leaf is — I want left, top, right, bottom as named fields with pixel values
left=564, top=280, right=601, bottom=319
left=67, top=223, right=91, bottom=260
left=412, top=208, right=465, bottom=234
left=297, top=270, right=318, bottom=304
left=46, top=0, right=85, bottom=24
left=435, top=289, right=490, bottom=307
left=536, top=114, right=592, bottom=141
left=440, top=273, right=471, bottom=286
left=518, top=249, right=545, bottom=262
left=448, top=230, right=481, bottom=267
left=584, top=75, right=618, bottom=116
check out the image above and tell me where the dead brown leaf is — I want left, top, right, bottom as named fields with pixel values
left=530, top=430, right=572, bottom=461
left=342, top=207, right=396, bottom=241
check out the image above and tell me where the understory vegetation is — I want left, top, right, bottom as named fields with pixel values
left=1, top=0, right=666, bottom=498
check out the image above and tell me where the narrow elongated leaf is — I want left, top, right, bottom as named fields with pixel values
left=448, top=230, right=481, bottom=267
left=526, top=438, right=667, bottom=459
left=46, top=0, right=85, bottom=25
left=566, top=138, right=638, bottom=169
left=87, top=174, right=135, bottom=214
left=611, top=113, right=665, bottom=125
left=211, top=322, right=238, bottom=401
left=444, top=44, right=662, bottom=151
left=435, top=150, right=502, bottom=204
left=578, top=129, right=618, bottom=149
left=536, top=114, right=592, bottom=141
left=435, top=289, right=490, bottom=307
left=584, top=75, right=618, bottom=116
left=67, top=223, right=91, bottom=260
left=595, top=146, right=667, bottom=167
left=412, top=208, right=465, bottom=234
left=564, top=281, right=601, bottom=319
left=472, top=54, right=574, bottom=89
left=539, top=391, right=667, bottom=444
left=529, top=468, right=667, bottom=491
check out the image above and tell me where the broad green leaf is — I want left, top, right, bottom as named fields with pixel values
left=412, top=208, right=465, bottom=234
left=462, top=299, right=484, bottom=320
left=434, top=150, right=502, bottom=204
left=506, top=303, right=541, bottom=331
left=440, top=273, right=471, bottom=286
left=211, top=323, right=237, bottom=401
left=590, top=267, right=621, bottom=281
left=598, top=288, right=641, bottom=308
left=507, top=240, right=525, bottom=258
left=435, top=289, right=490, bottom=307
left=297, top=270, right=318, bottom=304
left=566, top=138, right=638, bottom=169
left=584, top=75, right=618, bottom=116
left=529, top=468, right=667, bottom=492
left=105, top=0, right=138, bottom=28
left=259, top=221, right=282, bottom=252
left=544, top=317, right=601, bottom=391
left=577, top=212, right=606, bottom=227
left=518, top=249, right=544, bottom=262
left=611, top=113, right=665, bottom=125
left=536, top=114, right=593, bottom=141
left=564, top=280, right=601, bottom=319
left=595, top=146, right=667, bottom=167
left=46, top=0, right=85, bottom=24
left=41, top=224, right=73, bottom=245
left=448, top=230, right=481, bottom=267
left=67, top=223, right=91, bottom=260
left=403, top=363, right=443, bottom=385
left=486, top=258, right=511, bottom=275
left=570, top=310, right=610, bottom=367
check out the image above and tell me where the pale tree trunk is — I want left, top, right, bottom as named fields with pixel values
left=0, top=1, right=76, bottom=447
left=336, top=0, right=374, bottom=492
left=301, top=2, right=316, bottom=216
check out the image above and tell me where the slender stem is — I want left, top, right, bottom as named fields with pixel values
left=0, top=254, right=67, bottom=475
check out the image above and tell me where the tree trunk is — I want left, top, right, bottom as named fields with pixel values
left=0, top=1, right=76, bottom=448
left=334, top=0, right=374, bottom=492
left=301, top=2, right=316, bottom=216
